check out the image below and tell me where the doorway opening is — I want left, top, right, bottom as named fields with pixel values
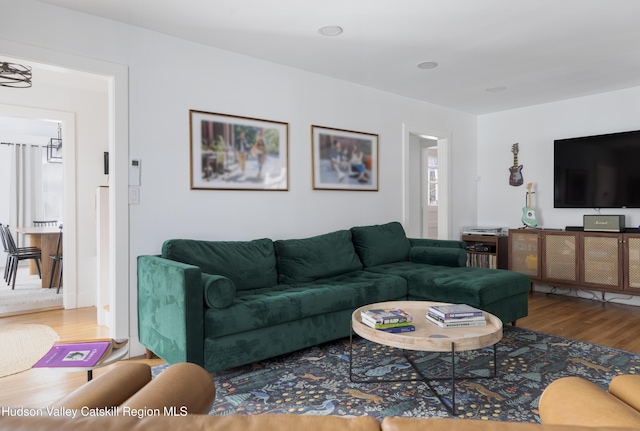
left=0, top=107, right=75, bottom=315
left=403, top=123, right=451, bottom=239
left=0, top=41, right=130, bottom=346
left=422, top=144, right=439, bottom=238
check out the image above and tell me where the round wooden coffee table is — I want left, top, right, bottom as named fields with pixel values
left=350, top=300, right=503, bottom=412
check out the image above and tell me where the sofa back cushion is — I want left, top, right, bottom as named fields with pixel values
left=162, top=238, right=277, bottom=291
left=409, top=246, right=466, bottom=267
left=351, top=222, right=411, bottom=267
left=274, top=230, right=363, bottom=284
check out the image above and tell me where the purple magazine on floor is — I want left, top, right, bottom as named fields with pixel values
left=33, top=341, right=111, bottom=368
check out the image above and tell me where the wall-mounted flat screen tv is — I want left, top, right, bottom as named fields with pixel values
left=554, top=129, right=640, bottom=208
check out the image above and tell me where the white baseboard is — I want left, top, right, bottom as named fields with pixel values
left=533, top=284, right=640, bottom=307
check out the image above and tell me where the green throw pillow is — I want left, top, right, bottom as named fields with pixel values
left=409, top=246, right=466, bottom=267
left=350, top=222, right=411, bottom=267
left=202, top=273, right=236, bottom=309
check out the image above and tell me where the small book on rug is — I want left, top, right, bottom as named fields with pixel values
left=33, top=338, right=128, bottom=368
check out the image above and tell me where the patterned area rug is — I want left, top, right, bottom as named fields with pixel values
left=152, top=326, right=640, bottom=422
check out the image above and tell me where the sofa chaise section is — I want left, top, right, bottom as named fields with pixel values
left=350, top=222, right=531, bottom=324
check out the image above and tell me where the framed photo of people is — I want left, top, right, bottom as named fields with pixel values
left=311, top=125, right=378, bottom=191
left=189, top=110, right=289, bottom=190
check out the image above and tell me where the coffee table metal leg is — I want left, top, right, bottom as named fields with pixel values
left=349, top=322, right=354, bottom=382
left=450, top=343, right=455, bottom=413
left=349, top=325, right=498, bottom=414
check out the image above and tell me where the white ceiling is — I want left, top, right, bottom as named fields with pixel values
left=34, top=0, right=640, bottom=114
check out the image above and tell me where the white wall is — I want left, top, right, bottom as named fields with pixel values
left=478, top=87, right=640, bottom=305
left=1, top=1, right=477, bottom=350
left=477, top=86, right=640, bottom=229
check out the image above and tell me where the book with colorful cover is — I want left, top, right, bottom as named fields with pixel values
left=429, top=304, right=483, bottom=319
left=33, top=338, right=128, bottom=368
left=361, top=320, right=415, bottom=330
left=426, top=314, right=486, bottom=328
left=378, top=325, right=416, bottom=333
left=361, top=308, right=413, bottom=325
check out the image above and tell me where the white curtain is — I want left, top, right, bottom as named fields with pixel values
left=9, top=144, right=43, bottom=247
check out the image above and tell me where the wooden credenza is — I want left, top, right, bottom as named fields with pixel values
left=509, top=228, right=640, bottom=294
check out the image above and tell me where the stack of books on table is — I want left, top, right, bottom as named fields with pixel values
left=426, top=304, right=486, bottom=328
left=361, top=308, right=415, bottom=333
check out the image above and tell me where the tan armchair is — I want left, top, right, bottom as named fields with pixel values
left=50, top=361, right=216, bottom=415
left=3, top=365, right=640, bottom=431
left=539, top=375, right=640, bottom=428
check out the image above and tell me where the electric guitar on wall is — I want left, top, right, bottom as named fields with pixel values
left=522, top=182, right=538, bottom=228
left=509, top=143, right=523, bottom=186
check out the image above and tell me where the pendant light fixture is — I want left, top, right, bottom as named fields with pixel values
left=0, top=62, right=32, bottom=88
left=47, top=123, right=63, bottom=163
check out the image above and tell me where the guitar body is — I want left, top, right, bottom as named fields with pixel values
left=522, top=207, right=538, bottom=227
left=509, top=143, right=523, bottom=186
left=509, top=165, right=524, bottom=186
left=522, top=182, right=538, bottom=227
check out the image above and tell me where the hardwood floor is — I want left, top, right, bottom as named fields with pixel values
left=519, top=291, right=640, bottom=354
left=0, top=307, right=164, bottom=408
left=2, top=291, right=640, bottom=408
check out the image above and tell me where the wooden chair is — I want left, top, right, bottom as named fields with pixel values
left=48, top=224, right=63, bottom=293
left=1, top=225, right=42, bottom=290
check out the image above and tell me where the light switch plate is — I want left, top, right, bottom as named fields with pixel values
left=129, top=186, right=140, bottom=204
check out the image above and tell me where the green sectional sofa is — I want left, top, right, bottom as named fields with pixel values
left=137, top=222, right=530, bottom=373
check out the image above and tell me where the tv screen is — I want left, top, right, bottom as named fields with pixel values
left=554, top=129, right=640, bottom=208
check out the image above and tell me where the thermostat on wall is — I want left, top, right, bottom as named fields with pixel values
left=129, top=159, right=141, bottom=186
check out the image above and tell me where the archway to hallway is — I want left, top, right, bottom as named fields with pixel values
left=0, top=42, right=130, bottom=346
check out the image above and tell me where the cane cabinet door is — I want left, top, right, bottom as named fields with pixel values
left=542, top=231, right=579, bottom=285
left=509, top=229, right=541, bottom=280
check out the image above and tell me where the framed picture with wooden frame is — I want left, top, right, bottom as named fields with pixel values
left=189, top=110, right=289, bottom=190
left=311, top=125, right=378, bottom=191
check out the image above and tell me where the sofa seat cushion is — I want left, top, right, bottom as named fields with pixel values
left=274, top=229, right=362, bottom=284
left=366, top=262, right=530, bottom=306
left=351, top=222, right=411, bottom=267
left=204, top=271, right=407, bottom=339
left=162, top=238, right=277, bottom=291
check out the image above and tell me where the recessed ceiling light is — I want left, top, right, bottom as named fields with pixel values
left=486, top=86, right=507, bottom=92
left=318, top=25, right=343, bottom=36
left=417, top=61, right=438, bottom=70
